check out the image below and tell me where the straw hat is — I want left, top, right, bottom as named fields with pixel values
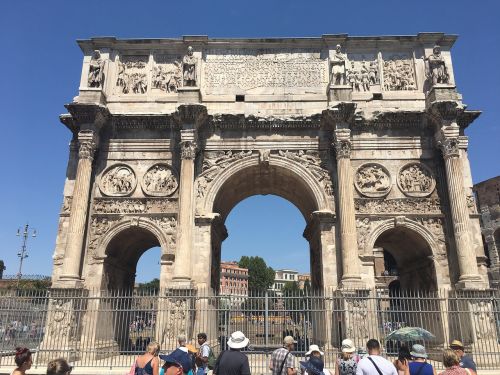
left=450, top=340, right=464, bottom=349
left=227, top=331, right=249, bottom=349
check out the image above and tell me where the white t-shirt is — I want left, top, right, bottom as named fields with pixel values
left=356, top=355, right=398, bottom=375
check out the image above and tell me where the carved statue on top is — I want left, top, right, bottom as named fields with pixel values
left=330, top=44, right=348, bottom=85
left=88, top=50, right=106, bottom=88
left=425, top=45, right=450, bottom=85
left=182, top=46, right=197, bottom=87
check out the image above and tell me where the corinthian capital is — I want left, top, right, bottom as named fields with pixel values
left=179, top=140, right=197, bottom=160
left=77, top=130, right=98, bottom=160
left=333, top=128, right=352, bottom=159
left=438, top=137, right=460, bottom=159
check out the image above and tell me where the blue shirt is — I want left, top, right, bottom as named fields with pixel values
left=460, top=355, right=477, bottom=372
left=409, top=362, right=433, bottom=375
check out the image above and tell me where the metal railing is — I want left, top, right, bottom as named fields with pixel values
left=0, top=287, right=499, bottom=372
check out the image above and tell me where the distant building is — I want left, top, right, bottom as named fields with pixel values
left=271, top=269, right=299, bottom=295
left=474, top=176, right=500, bottom=287
left=220, top=262, right=248, bottom=304
left=297, top=273, right=311, bottom=290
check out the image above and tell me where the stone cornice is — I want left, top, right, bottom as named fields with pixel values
left=208, top=113, right=322, bottom=130
left=457, top=110, right=482, bottom=130
left=112, top=114, right=177, bottom=130
left=322, top=102, right=357, bottom=128
left=64, top=103, right=110, bottom=129
left=427, top=100, right=465, bottom=125
left=353, top=110, right=426, bottom=130
left=174, top=104, right=208, bottom=129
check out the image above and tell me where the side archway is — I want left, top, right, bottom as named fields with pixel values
left=366, top=217, right=440, bottom=291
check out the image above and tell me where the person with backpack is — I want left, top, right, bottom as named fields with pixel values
left=133, top=341, right=160, bottom=375
left=196, top=333, right=214, bottom=375
left=213, top=331, right=250, bottom=375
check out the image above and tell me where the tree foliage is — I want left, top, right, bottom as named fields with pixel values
left=137, top=278, right=160, bottom=291
left=238, top=256, right=275, bottom=292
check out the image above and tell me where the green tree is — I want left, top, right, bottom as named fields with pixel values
left=238, top=256, right=275, bottom=292
left=0, top=260, right=5, bottom=279
left=137, top=278, right=160, bottom=291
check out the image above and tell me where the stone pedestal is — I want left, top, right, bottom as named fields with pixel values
left=77, top=88, right=107, bottom=105
left=178, top=87, right=201, bottom=103
left=425, top=84, right=461, bottom=103
left=328, top=84, right=352, bottom=102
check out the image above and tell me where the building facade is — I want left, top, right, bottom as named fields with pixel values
left=219, top=261, right=248, bottom=298
left=271, top=269, right=299, bottom=294
left=474, top=176, right=500, bottom=287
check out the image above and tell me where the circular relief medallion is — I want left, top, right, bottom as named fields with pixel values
left=99, top=164, right=136, bottom=197
left=142, top=164, right=178, bottom=197
left=397, top=162, right=435, bottom=197
left=354, top=163, right=392, bottom=198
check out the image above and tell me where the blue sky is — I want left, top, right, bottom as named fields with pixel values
left=0, top=1, right=498, bottom=282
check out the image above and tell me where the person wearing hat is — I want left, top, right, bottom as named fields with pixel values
left=212, top=331, right=250, bottom=375
left=335, top=339, right=359, bottom=375
left=301, top=345, right=330, bottom=375
left=408, top=344, right=435, bottom=375
left=449, top=340, right=476, bottom=374
left=300, top=356, right=330, bottom=375
left=270, top=336, right=298, bottom=375
left=160, top=335, right=195, bottom=375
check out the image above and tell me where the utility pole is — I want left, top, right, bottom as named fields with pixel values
left=16, top=223, right=36, bottom=288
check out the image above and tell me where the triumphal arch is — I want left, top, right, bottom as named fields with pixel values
left=52, top=33, right=488, bottom=293
left=42, top=33, right=500, bottom=360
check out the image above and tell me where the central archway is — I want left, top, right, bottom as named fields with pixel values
left=200, top=157, right=336, bottom=292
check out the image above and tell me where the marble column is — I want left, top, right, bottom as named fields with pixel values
left=334, top=129, right=363, bottom=288
left=60, top=130, right=98, bottom=283
left=438, top=124, right=483, bottom=288
left=173, top=137, right=197, bottom=283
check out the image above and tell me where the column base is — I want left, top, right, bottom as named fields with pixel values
left=55, top=275, right=84, bottom=288
left=340, top=276, right=366, bottom=290
left=328, top=84, right=352, bottom=102
left=456, top=275, right=488, bottom=290
left=168, top=278, right=194, bottom=289
left=178, top=87, right=201, bottom=103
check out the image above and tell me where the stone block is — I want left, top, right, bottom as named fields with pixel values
left=178, top=87, right=201, bottom=103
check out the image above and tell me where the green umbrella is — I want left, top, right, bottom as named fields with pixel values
left=385, top=327, right=435, bottom=342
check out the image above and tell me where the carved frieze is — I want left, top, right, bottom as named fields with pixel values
left=354, top=163, right=392, bottom=198
left=416, top=217, right=445, bottom=241
left=355, top=198, right=442, bottom=214
left=276, top=150, right=333, bottom=196
left=61, top=196, right=72, bottom=215
left=346, top=58, right=379, bottom=92
left=93, top=198, right=176, bottom=214
left=99, top=164, right=136, bottom=197
left=382, top=55, right=416, bottom=91
left=467, top=194, right=478, bottom=214
left=150, top=216, right=177, bottom=248
left=47, top=299, right=75, bottom=339
left=142, top=164, right=178, bottom=197
left=116, top=56, right=148, bottom=94
left=397, top=163, right=435, bottom=197
left=152, top=55, right=182, bottom=93
left=203, top=49, right=327, bottom=90
left=196, top=150, right=254, bottom=198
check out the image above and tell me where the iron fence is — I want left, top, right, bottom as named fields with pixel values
left=0, top=287, right=499, bottom=372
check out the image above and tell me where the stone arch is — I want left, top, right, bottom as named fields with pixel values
left=96, top=217, right=175, bottom=290
left=195, top=153, right=336, bottom=291
left=200, top=154, right=332, bottom=219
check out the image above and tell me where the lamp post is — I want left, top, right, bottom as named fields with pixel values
left=16, top=223, right=36, bottom=288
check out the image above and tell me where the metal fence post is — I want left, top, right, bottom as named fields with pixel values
left=265, top=291, right=269, bottom=348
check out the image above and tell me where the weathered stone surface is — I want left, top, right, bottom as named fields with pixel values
left=52, top=33, right=489, bottom=294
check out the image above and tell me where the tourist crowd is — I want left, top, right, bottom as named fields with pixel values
left=9, top=335, right=477, bottom=375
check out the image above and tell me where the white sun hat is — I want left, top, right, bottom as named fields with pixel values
left=227, top=331, right=249, bottom=349
left=341, top=339, right=356, bottom=353
left=305, top=344, right=324, bottom=357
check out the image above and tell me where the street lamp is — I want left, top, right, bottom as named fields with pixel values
left=16, top=223, right=36, bottom=288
